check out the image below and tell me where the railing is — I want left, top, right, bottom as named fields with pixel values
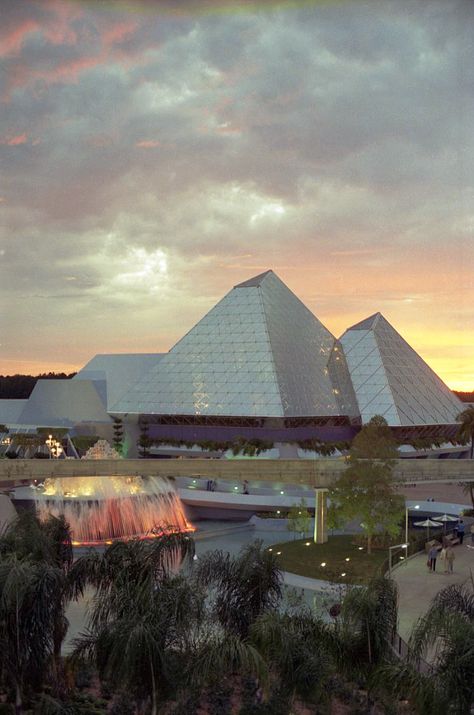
left=384, top=525, right=459, bottom=675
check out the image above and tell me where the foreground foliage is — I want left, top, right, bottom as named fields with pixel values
left=1, top=512, right=472, bottom=713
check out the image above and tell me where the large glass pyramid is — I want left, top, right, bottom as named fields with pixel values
left=339, top=313, right=462, bottom=426
left=112, top=270, right=359, bottom=419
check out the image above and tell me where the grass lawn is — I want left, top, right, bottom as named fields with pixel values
left=270, top=535, right=389, bottom=585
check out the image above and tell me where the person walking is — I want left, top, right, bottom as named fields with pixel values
left=439, top=546, right=448, bottom=573
left=457, top=519, right=465, bottom=544
left=242, top=479, right=249, bottom=495
left=428, top=544, right=438, bottom=572
left=445, top=546, right=455, bottom=574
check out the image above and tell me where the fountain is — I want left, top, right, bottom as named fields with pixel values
left=32, top=440, right=193, bottom=545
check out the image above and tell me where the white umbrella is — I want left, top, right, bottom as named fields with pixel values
left=414, top=518, right=443, bottom=539
left=433, top=513, right=458, bottom=533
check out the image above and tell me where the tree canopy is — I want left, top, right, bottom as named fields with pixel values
left=328, top=416, right=405, bottom=553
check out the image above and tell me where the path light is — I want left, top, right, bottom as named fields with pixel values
left=388, top=543, right=409, bottom=573
left=268, top=548, right=273, bottom=552
left=345, top=557, right=350, bottom=562
left=341, top=573, right=346, bottom=577
left=321, top=562, right=326, bottom=567
left=358, top=547, right=363, bottom=551
left=305, top=542, right=311, bottom=546
left=234, top=486, right=239, bottom=490
left=276, top=510, right=281, bottom=514
left=276, top=551, right=281, bottom=555
left=280, top=490, right=284, bottom=495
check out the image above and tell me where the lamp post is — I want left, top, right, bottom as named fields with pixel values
left=388, top=543, right=408, bottom=574
left=45, top=434, right=63, bottom=459
left=405, top=504, right=420, bottom=545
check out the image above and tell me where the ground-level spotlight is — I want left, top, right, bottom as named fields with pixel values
left=321, top=562, right=326, bottom=567
left=341, top=572, right=346, bottom=577
left=345, top=557, right=350, bottom=562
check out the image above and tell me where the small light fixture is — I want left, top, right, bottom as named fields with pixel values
left=341, top=572, right=346, bottom=577
left=321, top=562, right=326, bottom=567
left=268, top=548, right=273, bottom=552
left=345, top=557, right=350, bottom=562
left=276, top=551, right=281, bottom=555
left=280, top=490, right=284, bottom=495
left=276, top=510, right=281, bottom=514
left=305, top=542, right=311, bottom=546
left=358, top=547, right=363, bottom=551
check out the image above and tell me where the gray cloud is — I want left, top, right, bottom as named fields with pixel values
left=0, top=0, right=472, bottom=383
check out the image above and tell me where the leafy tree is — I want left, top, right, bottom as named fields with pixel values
left=286, top=499, right=312, bottom=539
left=456, top=405, right=474, bottom=458
left=328, top=416, right=405, bottom=553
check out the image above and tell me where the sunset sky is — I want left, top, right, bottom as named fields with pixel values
left=0, top=0, right=473, bottom=390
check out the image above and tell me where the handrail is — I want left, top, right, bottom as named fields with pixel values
left=384, top=525, right=459, bottom=674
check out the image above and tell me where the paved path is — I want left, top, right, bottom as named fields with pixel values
left=393, top=539, right=474, bottom=643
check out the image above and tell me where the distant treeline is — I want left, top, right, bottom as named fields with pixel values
left=0, top=373, right=76, bottom=399
left=0, top=373, right=472, bottom=403
left=455, top=391, right=474, bottom=403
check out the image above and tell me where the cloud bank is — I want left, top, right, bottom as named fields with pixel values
left=0, top=0, right=472, bottom=388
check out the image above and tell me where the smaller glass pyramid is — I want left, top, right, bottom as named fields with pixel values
left=340, top=313, right=462, bottom=426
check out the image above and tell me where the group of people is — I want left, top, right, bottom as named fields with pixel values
left=427, top=519, right=474, bottom=574
left=428, top=543, right=455, bottom=573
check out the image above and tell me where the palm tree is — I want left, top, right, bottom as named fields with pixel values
left=380, top=580, right=474, bottom=714
left=335, top=576, right=398, bottom=678
left=72, top=533, right=197, bottom=715
left=0, top=512, right=77, bottom=693
left=456, top=405, right=474, bottom=458
left=194, top=540, right=283, bottom=638
left=0, top=555, right=66, bottom=714
left=250, top=610, right=333, bottom=707
left=70, top=531, right=195, bottom=628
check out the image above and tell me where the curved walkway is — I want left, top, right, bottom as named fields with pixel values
left=392, top=539, right=474, bottom=642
